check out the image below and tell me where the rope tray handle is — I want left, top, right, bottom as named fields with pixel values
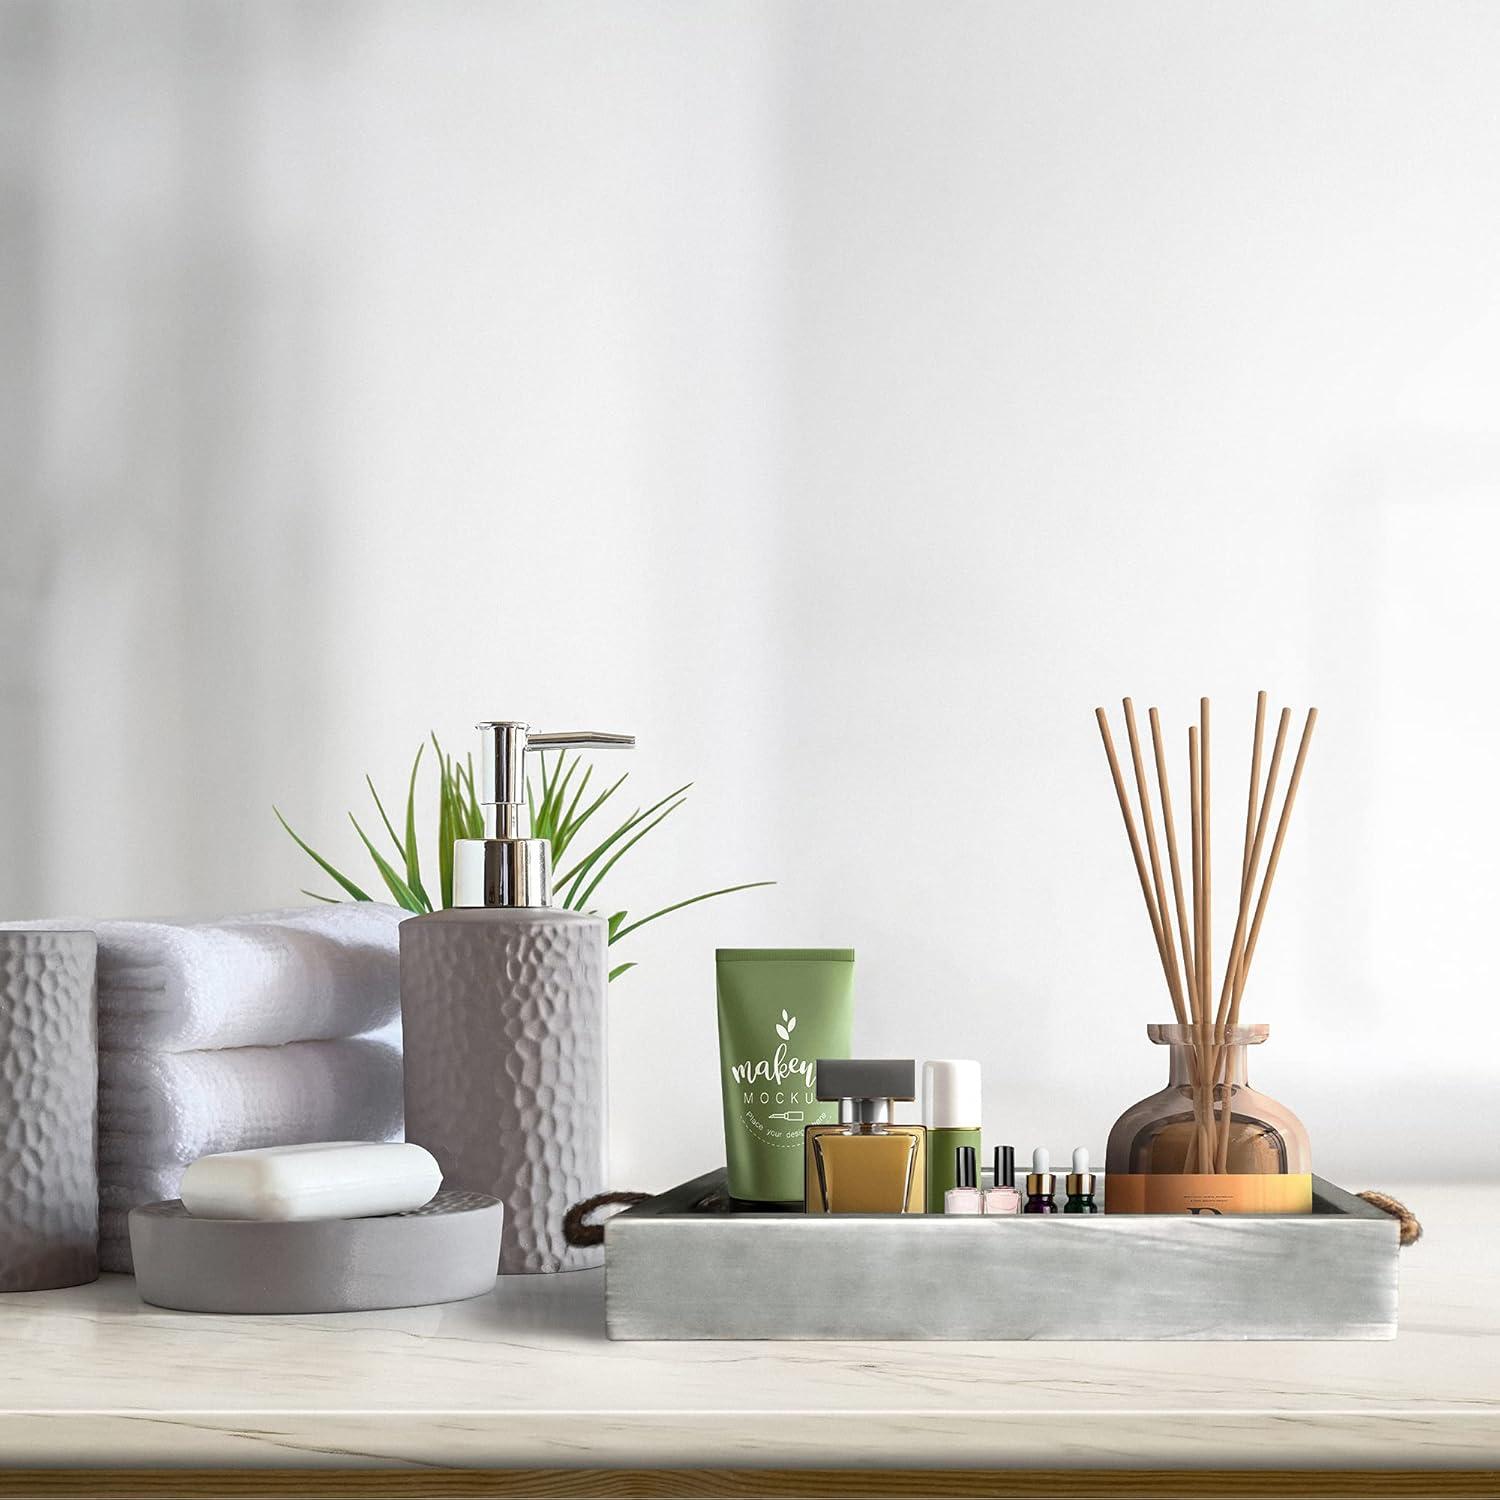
left=1359, top=1189, right=1422, bottom=1246
left=563, top=1190, right=653, bottom=1248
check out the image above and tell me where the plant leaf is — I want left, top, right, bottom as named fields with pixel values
left=556, top=783, right=691, bottom=903
left=552, top=772, right=628, bottom=877
left=365, top=774, right=405, bottom=859
left=572, top=797, right=687, bottom=911
left=461, top=755, right=483, bottom=837
left=608, top=961, right=637, bottom=982
left=434, top=739, right=455, bottom=909
left=300, top=889, right=341, bottom=903
left=541, top=755, right=580, bottom=841
left=551, top=764, right=593, bottom=863
left=275, top=807, right=374, bottom=902
left=610, top=881, right=776, bottom=942
left=349, top=812, right=424, bottom=912
left=402, top=743, right=431, bottom=910
left=775, top=1023, right=788, bottom=1040
left=537, top=750, right=554, bottom=829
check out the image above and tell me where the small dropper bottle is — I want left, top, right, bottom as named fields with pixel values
left=1063, top=1147, right=1099, bottom=1213
left=1023, top=1147, right=1058, bottom=1214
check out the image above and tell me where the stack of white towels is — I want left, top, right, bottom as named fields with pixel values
left=6, top=904, right=406, bottom=1272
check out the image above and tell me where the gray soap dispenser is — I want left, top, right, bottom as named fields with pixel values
left=399, top=721, right=633, bottom=1274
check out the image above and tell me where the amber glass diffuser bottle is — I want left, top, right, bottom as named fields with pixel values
left=804, top=1059, right=926, bottom=1214
left=1106, top=1024, right=1309, bottom=1175
left=1094, top=694, right=1319, bottom=1212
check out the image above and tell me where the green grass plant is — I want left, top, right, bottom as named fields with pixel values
left=276, top=736, right=770, bottom=981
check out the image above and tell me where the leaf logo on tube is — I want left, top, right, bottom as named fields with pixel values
left=729, top=1011, right=814, bottom=1091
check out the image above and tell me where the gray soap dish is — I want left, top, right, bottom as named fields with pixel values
left=129, top=1190, right=503, bottom=1314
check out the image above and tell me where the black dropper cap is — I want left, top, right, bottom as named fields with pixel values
left=994, top=1144, right=1016, bottom=1189
left=955, top=1145, right=978, bottom=1190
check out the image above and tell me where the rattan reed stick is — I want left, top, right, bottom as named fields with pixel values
left=1147, top=705, right=1210, bottom=1171
left=1123, top=699, right=1189, bottom=1029
left=1240, top=691, right=1268, bottom=896
left=1188, top=724, right=1215, bottom=1168
left=1229, top=707, right=1318, bottom=1021
left=1216, top=706, right=1291, bottom=1033
left=1212, top=704, right=1290, bottom=1172
left=1199, top=698, right=1213, bottom=1036
left=1189, top=723, right=1202, bottom=1011
left=1217, top=705, right=1310, bottom=1169
left=1095, top=709, right=1174, bottom=996
left=1149, top=707, right=1198, bottom=1027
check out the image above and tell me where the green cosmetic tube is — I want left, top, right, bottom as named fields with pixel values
left=716, top=949, right=855, bottom=1205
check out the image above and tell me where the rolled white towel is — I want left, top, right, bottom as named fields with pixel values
left=99, top=1035, right=403, bottom=1167
left=100, top=1165, right=182, bottom=1275
left=4, top=903, right=406, bottom=1051
left=97, top=1034, right=403, bottom=1272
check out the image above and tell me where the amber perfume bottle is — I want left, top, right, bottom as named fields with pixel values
left=804, top=1059, right=927, bottom=1214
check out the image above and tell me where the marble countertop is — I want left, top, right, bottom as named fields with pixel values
left=0, top=1181, right=1494, bottom=1473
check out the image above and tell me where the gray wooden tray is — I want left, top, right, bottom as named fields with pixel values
left=605, top=1169, right=1399, bottom=1341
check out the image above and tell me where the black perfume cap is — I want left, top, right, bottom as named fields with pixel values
left=955, top=1145, right=978, bottom=1190
left=815, top=1058, right=916, bottom=1102
left=994, top=1144, right=1016, bottom=1189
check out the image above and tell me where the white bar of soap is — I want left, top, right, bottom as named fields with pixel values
left=179, top=1141, right=442, bottom=1222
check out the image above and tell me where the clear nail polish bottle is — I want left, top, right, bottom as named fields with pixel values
left=982, top=1144, right=1022, bottom=1215
left=943, top=1146, right=983, bottom=1214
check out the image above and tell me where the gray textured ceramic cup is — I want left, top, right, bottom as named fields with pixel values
left=0, top=929, right=99, bottom=1290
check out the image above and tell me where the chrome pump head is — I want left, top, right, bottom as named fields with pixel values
left=453, top=722, right=635, bottom=908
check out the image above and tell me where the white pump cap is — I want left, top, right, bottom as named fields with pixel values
left=1072, top=1146, right=1089, bottom=1174
left=922, top=1059, right=982, bottom=1129
left=1032, top=1145, right=1051, bottom=1175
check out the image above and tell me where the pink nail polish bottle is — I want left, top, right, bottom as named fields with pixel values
left=943, top=1146, right=983, bottom=1214
left=983, top=1144, right=1022, bottom=1215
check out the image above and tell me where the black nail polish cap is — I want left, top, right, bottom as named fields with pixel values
left=994, top=1144, right=1016, bottom=1189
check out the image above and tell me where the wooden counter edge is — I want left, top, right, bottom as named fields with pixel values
left=0, top=1470, right=1496, bottom=1498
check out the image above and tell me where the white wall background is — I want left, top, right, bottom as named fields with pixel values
left=5, top=1, right=1498, bottom=1186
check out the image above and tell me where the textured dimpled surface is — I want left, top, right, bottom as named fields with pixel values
left=0, top=931, right=99, bottom=1290
left=134, top=1188, right=498, bottom=1222
left=400, top=909, right=605, bottom=1274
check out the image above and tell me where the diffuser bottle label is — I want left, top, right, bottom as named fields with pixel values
left=1106, top=1173, right=1313, bottom=1215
